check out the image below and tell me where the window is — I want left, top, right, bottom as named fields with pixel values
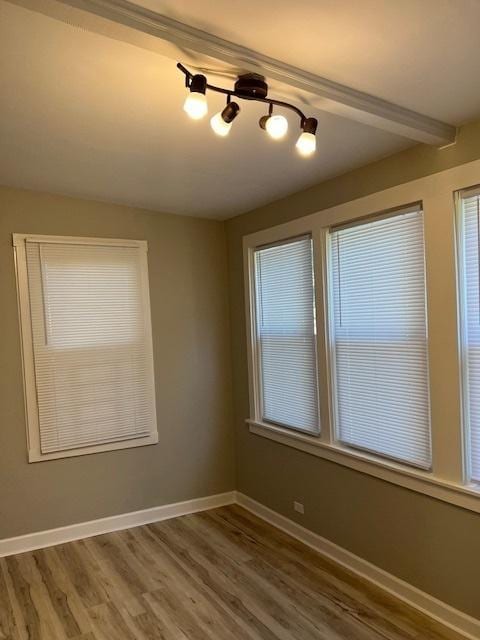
left=328, top=208, right=431, bottom=468
left=252, top=236, right=320, bottom=434
left=245, top=167, right=480, bottom=513
left=14, top=235, right=158, bottom=462
left=458, top=188, right=480, bottom=483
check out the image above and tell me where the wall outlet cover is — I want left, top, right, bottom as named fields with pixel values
left=293, top=501, right=305, bottom=514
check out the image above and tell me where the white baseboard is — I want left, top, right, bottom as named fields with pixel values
left=236, top=492, right=480, bottom=640
left=0, top=491, right=236, bottom=558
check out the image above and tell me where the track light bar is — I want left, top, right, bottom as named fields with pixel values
left=178, top=62, right=318, bottom=156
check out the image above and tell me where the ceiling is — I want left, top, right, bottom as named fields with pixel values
left=136, top=0, right=480, bottom=125
left=1, top=0, right=480, bottom=219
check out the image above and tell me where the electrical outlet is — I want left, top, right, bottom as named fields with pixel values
left=293, top=501, right=304, bottom=514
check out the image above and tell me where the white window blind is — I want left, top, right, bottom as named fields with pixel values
left=253, top=236, right=319, bottom=434
left=20, top=238, right=157, bottom=457
left=458, top=189, right=480, bottom=483
left=329, top=209, right=431, bottom=468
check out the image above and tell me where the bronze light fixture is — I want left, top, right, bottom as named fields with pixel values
left=178, top=63, right=318, bottom=156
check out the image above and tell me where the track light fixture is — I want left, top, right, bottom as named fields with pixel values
left=178, top=62, right=318, bottom=157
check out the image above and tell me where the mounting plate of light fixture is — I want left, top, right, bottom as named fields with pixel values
left=234, top=74, right=269, bottom=99
left=178, top=63, right=318, bottom=157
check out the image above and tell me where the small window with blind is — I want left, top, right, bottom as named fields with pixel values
left=13, top=234, right=158, bottom=462
left=328, top=207, right=432, bottom=469
left=457, top=187, right=480, bottom=484
left=252, top=236, right=320, bottom=435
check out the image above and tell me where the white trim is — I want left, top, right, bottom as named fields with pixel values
left=454, top=190, right=480, bottom=485
left=243, top=158, right=480, bottom=513
left=12, top=233, right=147, bottom=250
left=26, top=434, right=159, bottom=463
left=455, top=191, right=472, bottom=483
left=13, top=233, right=158, bottom=462
left=248, top=420, right=480, bottom=514
left=325, top=207, right=433, bottom=471
left=248, top=235, right=321, bottom=435
left=0, top=491, right=236, bottom=557
left=15, top=0, right=455, bottom=145
left=236, top=492, right=480, bottom=640
left=458, top=184, right=480, bottom=200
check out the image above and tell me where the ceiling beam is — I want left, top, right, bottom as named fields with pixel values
left=13, top=0, right=457, bottom=145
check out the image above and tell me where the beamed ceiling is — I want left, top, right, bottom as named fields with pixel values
left=1, top=0, right=480, bottom=219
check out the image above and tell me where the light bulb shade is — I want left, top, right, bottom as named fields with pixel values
left=302, top=117, right=318, bottom=135
left=210, top=101, right=240, bottom=136
left=296, top=117, right=318, bottom=156
left=211, top=112, right=232, bottom=136
left=264, top=114, right=288, bottom=139
left=189, top=74, right=207, bottom=94
left=183, top=74, right=208, bottom=119
left=221, top=101, right=240, bottom=123
left=296, top=131, right=316, bottom=156
left=184, top=93, right=208, bottom=120
left=259, top=115, right=269, bottom=130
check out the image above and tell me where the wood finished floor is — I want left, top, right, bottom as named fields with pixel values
left=0, top=505, right=464, bottom=640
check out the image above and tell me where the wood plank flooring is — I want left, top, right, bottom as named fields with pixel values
left=0, top=505, right=465, bottom=639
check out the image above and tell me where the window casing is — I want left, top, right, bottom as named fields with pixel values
left=14, top=234, right=158, bottom=462
left=251, top=236, right=320, bottom=435
left=457, top=187, right=480, bottom=484
left=244, top=160, right=480, bottom=515
left=328, top=208, right=432, bottom=469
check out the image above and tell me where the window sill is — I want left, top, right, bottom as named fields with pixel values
left=247, top=419, right=480, bottom=514
left=28, top=433, right=159, bottom=463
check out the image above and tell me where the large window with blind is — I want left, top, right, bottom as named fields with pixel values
left=328, top=208, right=431, bottom=469
left=14, top=234, right=158, bottom=462
left=245, top=172, right=480, bottom=512
left=251, top=236, right=320, bottom=435
left=457, top=187, right=480, bottom=484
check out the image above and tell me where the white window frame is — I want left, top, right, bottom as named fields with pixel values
left=248, top=234, right=321, bottom=436
left=326, top=205, right=432, bottom=471
left=13, top=233, right=158, bottom=463
left=455, top=185, right=480, bottom=485
left=244, top=158, right=480, bottom=515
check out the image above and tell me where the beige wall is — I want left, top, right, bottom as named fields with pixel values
left=226, top=119, right=480, bottom=619
left=0, top=186, right=235, bottom=539
left=3, top=118, right=480, bottom=618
